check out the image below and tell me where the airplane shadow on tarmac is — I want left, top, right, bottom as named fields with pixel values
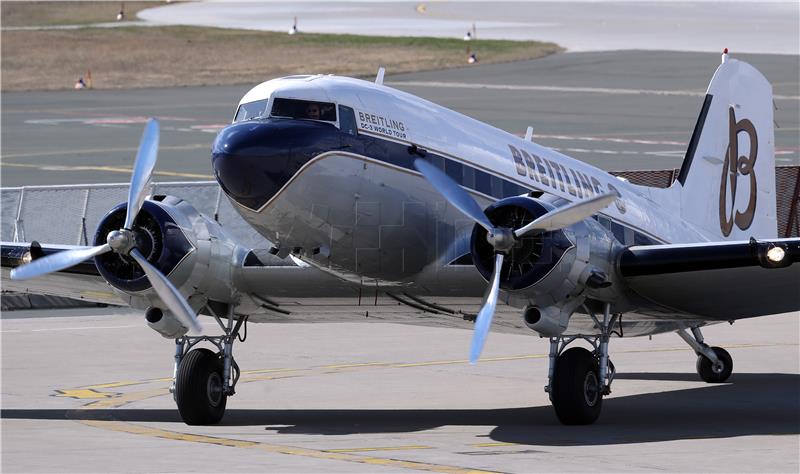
left=3, top=373, right=798, bottom=446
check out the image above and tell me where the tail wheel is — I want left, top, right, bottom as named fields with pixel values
left=696, top=346, right=733, bottom=383
left=175, top=348, right=227, bottom=425
left=552, top=347, right=603, bottom=425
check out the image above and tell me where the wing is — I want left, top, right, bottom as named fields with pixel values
left=618, top=238, right=800, bottom=319
left=1, top=241, right=511, bottom=331
left=1, top=241, right=126, bottom=305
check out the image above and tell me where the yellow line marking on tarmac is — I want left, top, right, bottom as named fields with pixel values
left=79, top=418, right=498, bottom=474
left=61, top=341, right=798, bottom=473
left=55, top=389, right=115, bottom=399
left=68, top=342, right=798, bottom=393
left=472, top=442, right=518, bottom=448
left=1, top=162, right=214, bottom=179
left=73, top=389, right=497, bottom=474
left=325, top=445, right=434, bottom=453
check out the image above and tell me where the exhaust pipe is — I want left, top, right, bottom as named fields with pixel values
left=146, top=306, right=189, bottom=339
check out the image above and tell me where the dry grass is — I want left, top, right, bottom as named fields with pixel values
left=1, top=26, right=562, bottom=91
left=1, top=1, right=164, bottom=27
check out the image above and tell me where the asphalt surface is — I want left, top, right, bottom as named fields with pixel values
left=1, top=309, right=798, bottom=473
left=2, top=50, right=798, bottom=187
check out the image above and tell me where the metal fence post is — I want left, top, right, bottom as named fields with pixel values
left=13, top=187, right=25, bottom=243
left=78, top=188, right=91, bottom=245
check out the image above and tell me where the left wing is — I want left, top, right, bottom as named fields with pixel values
left=618, top=238, right=800, bottom=319
left=2, top=241, right=125, bottom=306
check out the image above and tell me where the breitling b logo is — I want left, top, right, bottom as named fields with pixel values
left=719, top=107, right=758, bottom=237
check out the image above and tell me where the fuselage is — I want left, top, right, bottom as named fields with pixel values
left=211, top=74, right=711, bottom=288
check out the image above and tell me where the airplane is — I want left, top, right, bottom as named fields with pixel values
left=3, top=51, right=798, bottom=426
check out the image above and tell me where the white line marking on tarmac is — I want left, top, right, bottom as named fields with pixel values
left=390, top=81, right=800, bottom=101
left=1, top=162, right=214, bottom=179
left=1, top=322, right=219, bottom=333
left=2, top=143, right=209, bottom=159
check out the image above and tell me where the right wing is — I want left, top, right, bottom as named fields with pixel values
left=618, top=238, right=800, bottom=319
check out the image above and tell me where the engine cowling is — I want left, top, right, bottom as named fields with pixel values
left=470, top=196, right=620, bottom=334
left=93, top=195, right=248, bottom=321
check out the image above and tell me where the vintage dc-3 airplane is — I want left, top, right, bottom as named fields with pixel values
left=3, top=52, right=799, bottom=426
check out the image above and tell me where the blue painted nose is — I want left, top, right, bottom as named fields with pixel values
left=212, top=119, right=341, bottom=211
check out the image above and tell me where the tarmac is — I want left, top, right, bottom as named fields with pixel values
left=1, top=50, right=798, bottom=187
left=2, top=50, right=800, bottom=472
left=1, top=308, right=798, bottom=472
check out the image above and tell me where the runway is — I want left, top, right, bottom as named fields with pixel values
left=2, top=50, right=798, bottom=187
left=1, top=308, right=798, bottom=472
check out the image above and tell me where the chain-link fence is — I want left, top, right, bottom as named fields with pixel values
left=2, top=167, right=798, bottom=247
left=611, top=166, right=800, bottom=238
left=1, top=181, right=273, bottom=249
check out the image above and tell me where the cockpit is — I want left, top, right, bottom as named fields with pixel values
left=233, top=97, right=338, bottom=124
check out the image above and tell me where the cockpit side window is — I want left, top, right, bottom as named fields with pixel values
left=233, top=99, right=269, bottom=123
left=271, top=98, right=336, bottom=122
left=338, top=105, right=357, bottom=135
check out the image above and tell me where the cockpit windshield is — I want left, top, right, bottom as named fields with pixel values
left=233, top=99, right=269, bottom=123
left=271, top=98, right=336, bottom=122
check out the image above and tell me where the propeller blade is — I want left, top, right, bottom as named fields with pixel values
left=10, top=244, right=110, bottom=281
left=414, top=159, right=494, bottom=232
left=129, top=248, right=201, bottom=333
left=514, top=192, right=617, bottom=238
left=469, top=252, right=504, bottom=364
left=124, top=118, right=160, bottom=230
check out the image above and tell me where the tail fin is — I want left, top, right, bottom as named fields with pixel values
left=670, top=54, right=776, bottom=239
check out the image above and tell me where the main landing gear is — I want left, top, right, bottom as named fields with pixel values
left=677, top=326, right=733, bottom=383
left=169, top=305, right=248, bottom=425
left=545, top=303, right=617, bottom=425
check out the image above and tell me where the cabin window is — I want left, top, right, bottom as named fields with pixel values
left=445, top=160, right=463, bottom=183
left=475, top=170, right=492, bottom=196
left=490, top=175, right=503, bottom=198
left=338, top=105, right=358, bottom=135
left=271, top=98, right=336, bottom=121
left=233, top=99, right=269, bottom=122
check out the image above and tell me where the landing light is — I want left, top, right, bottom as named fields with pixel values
left=767, top=245, right=786, bottom=263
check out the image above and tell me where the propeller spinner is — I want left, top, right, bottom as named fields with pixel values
left=413, top=158, right=615, bottom=363
left=10, top=119, right=201, bottom=333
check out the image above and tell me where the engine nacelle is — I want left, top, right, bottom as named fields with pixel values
left=145, top=306, right=188, bottom=339
left=470, top=196, right=620, bottom=335
left=93, top=195, right=249, bottom=317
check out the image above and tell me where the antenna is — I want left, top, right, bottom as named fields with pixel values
left=375, top=67, right=385, bottom=85
left=524, top=126, right=534, bottom=142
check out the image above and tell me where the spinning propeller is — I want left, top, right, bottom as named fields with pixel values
left=10, top=119, right=201, bottom=333
left=413, top=159, right=616, bottom=363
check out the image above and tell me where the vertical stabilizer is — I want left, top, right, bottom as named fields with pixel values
left=672, top=54, right=776, bottom=239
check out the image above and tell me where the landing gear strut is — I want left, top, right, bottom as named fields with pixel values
left=545, top=302, right=618, bottom=425
left=677, top=326, right=732, bottom=383
left=169, top=304, right=247, bottom=425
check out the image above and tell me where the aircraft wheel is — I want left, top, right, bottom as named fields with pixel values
left=551, top=347, right=602, bottom=425
left=696, top=346, right=732, bottom=383
left=175, top=348, right=227, bottom=425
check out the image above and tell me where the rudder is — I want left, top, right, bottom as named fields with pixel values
left=671, top=54, right=776, bottom=240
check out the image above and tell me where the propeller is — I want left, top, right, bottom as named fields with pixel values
left=10, top=119, right=201, bottom=333
left=413, top=158, right=616, bottom=363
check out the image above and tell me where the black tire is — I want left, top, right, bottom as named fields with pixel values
left=175, top=348, right=227, bottom=425
left=551, top=347, right=603, bottom=425
left=696, top=346, right=733, bottom=383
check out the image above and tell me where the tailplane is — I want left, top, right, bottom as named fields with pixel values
left=662, top=52, right=776, bottom=239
